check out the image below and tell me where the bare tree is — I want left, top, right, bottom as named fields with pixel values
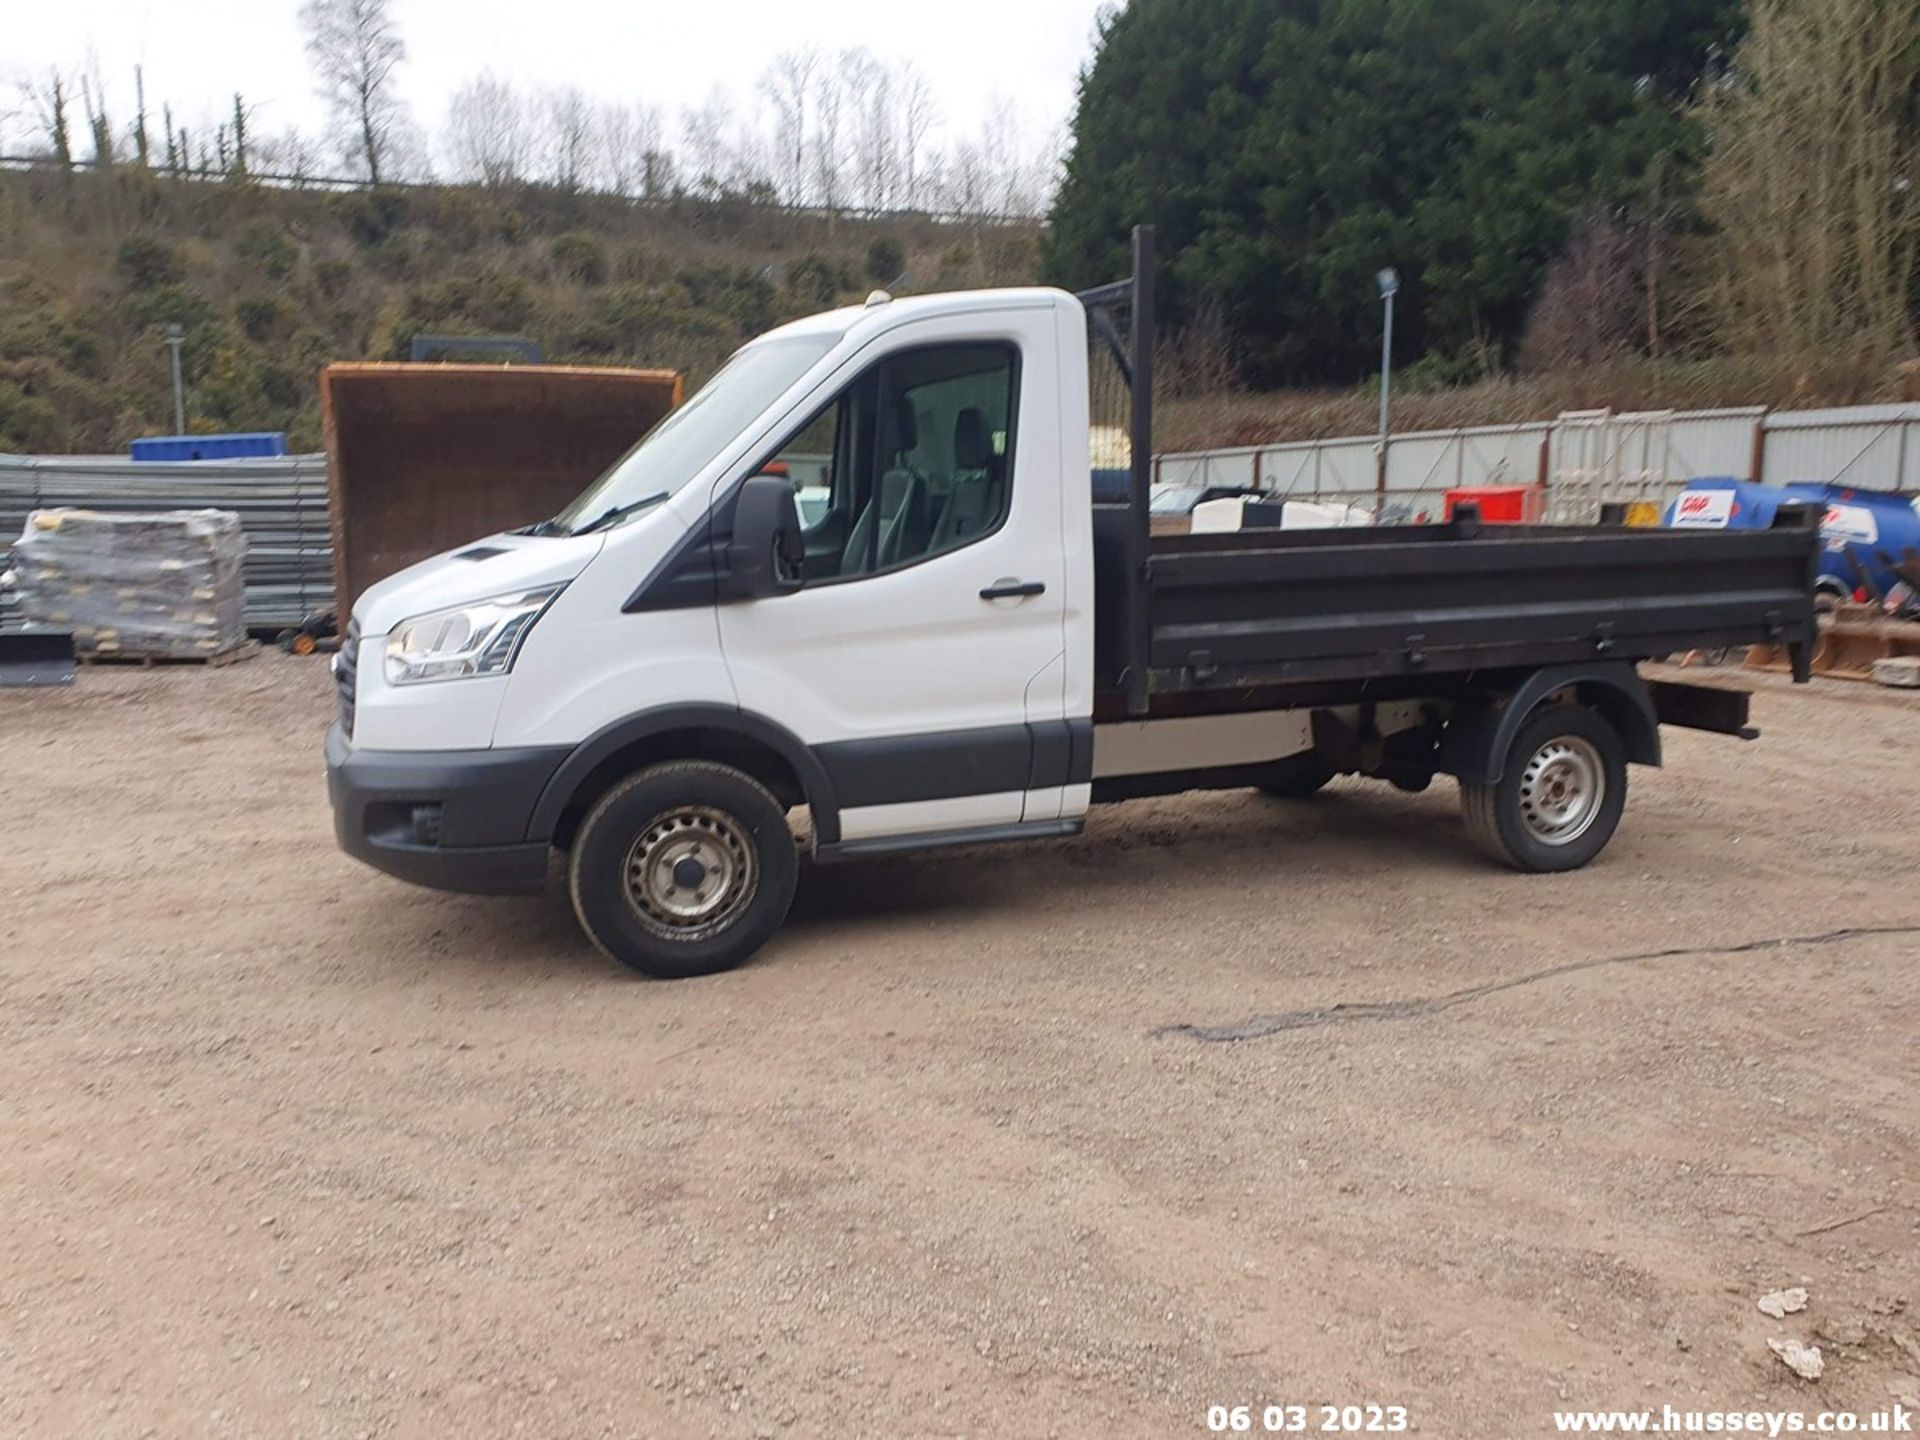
left=811, top=62, right=846, bottom=214
left=898, top=63, right=938, bottom=210
left=1699, top=0, right=1920, bottom=363
left=840, top=48, right=896, bottom=209
left=258, top=126, right=324, bottom=184
left=228, top=93, right=255, bottom=179
left=23, top=72, right=76, bottom=173
left=763, top=47, right=820, bottom=204
left=680, top=87, right=733, bottom=197
left=594, top=102, right=641, bottom=196
left=542, top=85, right=595, bottom=192
left=641, top=144, right=677, bottom=200
left=445, top=73, right=527, bottom=186
left=300, top=0, right=409, bottom=184
left=1519, top=209, right=1644, bottom=373
left=612, top=102, right=669, bottom=197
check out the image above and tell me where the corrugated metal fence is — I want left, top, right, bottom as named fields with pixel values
left=1158, top=402, right=1920, bottom=522
left=1, top=452, right=333, bottom=633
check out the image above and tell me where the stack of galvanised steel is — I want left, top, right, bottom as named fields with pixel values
left=0, top=452, right=334, bottom=634
left=9, top=508, right=248, bottom=659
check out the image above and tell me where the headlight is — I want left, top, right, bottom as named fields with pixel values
left=383, top=586, right=563, bottom=686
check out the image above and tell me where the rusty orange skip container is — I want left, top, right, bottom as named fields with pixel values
left=1443, top=484, right=1545, bottom=524
left=321, top=363, right=682, bottom=618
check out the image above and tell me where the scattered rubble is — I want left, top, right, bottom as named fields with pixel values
left=1768, top=1339, right=1825, bottom=1382
left=1757, top=1288, right=1809, bottom=1319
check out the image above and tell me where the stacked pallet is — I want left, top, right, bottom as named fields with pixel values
left=7, top=508, right=248, bottom=659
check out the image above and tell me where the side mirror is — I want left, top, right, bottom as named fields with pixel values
left=724, top=475, right=805, bottom=600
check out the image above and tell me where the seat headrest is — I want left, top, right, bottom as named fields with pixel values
left=954, top=408, right=993, bottom=470
left=884, top=395, right=917, bottom=456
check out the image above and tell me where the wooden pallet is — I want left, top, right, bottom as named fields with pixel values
left=1747, top=606, right=1920, bottom=682
left=77, top=640, right=260, bottom=669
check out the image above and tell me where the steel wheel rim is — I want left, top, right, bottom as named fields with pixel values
left=1516, top=735, right=1605, bottom=846
left=624, top=805, right=757, bottom=941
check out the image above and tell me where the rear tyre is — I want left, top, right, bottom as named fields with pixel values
left=1459, top=705, right=1627, bottom=873
left=568, top=761, right=798, bottom=978
left=1258, top=752, right=1338, bottom=799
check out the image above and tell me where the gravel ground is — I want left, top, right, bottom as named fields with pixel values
left=2, top=654, right=1918, bottom=1439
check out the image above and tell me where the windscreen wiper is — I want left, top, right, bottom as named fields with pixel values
left=568, top=492, right=671, bottom=536
left=517, top=518, right=571, bottom=537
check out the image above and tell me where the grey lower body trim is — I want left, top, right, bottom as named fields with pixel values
left=814, top=718, right=1092, bottom=809
left=325, top=724, right=563, bottom=894
left=812, top=816, right=1084, bottom=863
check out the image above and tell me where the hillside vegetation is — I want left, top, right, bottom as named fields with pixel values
left=0, top=167, right=1041, bottom=454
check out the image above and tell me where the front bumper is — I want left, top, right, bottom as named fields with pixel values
left=325, top=724, right=568, bottom=895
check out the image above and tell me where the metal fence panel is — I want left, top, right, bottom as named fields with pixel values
left=0, top=452, right=333, bottom=632
left=1154, top=401, right=1919, bottom=528
left=1760, top=405, right=1920, bottom=493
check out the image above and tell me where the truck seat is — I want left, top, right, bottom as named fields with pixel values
left=931, top=408, right=1005, bottom=552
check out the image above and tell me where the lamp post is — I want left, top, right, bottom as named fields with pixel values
left=1374, top=267, right=1398, bottom=500
left=164, top=325, right=187, bottom=435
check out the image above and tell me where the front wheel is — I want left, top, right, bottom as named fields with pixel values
left=1459, top=705, right=1627, bottom=872
left=568, top=761, right=798, bottom=978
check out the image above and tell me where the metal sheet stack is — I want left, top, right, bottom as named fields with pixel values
left=0, top=452, right=333, bottom=634
left=9, top=508, right=249, bottom=659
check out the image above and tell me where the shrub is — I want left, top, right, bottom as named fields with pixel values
left=551, top=232, right=609, bottom=285
left=785, top=253, right=848, bottom=308
left=117, top=234, right=183, bottom=289
left=423, top=191, right=488, bottom=252
left=0, top=382, right=69, bottom=452
left=403, top=272, right=534, bottom=332
left=235, top=294, right=294, bottom=342
left=233, top=219, right=300, bottom=281
left=615, top=244, right=670, bottom=284
left=119, top=284, right=217, bottom=332
left=328, top=189, right=410, bottom=246
left=495, top=207, right=529, bottom=245
left=54, top=323, right=106, bottom=379
left=677, top=264, right=775, bottom=333
left=195, top=345, right=274, bottom=429
left=313, top=259, right=353, bottom=300
left=367, top=232, right=417, bottom=279
left=599, top=285, right=729, bottom=349
left=257, top=361, right=305, bottom=410
left=865, top=236, right=905, bottom=284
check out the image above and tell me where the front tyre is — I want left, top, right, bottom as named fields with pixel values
left=568, top=761, right=798, bottom=978
left=1459, top=705, right=1627, bottom=873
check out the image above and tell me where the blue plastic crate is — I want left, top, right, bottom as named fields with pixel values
left=131, top=432, right=288, bottom=462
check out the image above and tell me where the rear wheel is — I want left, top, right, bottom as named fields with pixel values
left=568, top=761, right=798, bottom=978
left=1258, top=751, right=1338, bottom=799
left=1459, top=705, right=1627, bottom=872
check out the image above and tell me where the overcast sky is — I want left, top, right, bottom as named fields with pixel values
left=7, top=0, right=1112, bottom=165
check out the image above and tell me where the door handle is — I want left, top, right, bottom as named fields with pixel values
left=980, top=579, right=1046, bottom=600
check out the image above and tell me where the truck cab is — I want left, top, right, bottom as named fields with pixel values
left=330, top=286, right=1101, bottom=973
left=328, top=237, right=1817, bottom=979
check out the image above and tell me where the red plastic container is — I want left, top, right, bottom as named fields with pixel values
left=1444, top=485, right=1545, bottom=524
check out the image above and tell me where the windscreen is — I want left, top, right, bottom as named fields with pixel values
left=553, top=334, right=839, bottom=533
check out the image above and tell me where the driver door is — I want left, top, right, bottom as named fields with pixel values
left=717, top=311, right=1069, bottom=844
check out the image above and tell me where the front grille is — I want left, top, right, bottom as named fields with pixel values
left=336, top=619, right=360, bottom=738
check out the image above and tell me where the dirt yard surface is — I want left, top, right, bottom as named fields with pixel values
left=3, top=655, right=1918, bottom=1439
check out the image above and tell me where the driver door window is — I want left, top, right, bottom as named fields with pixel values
left=755, top=342, right=1018, bottom=584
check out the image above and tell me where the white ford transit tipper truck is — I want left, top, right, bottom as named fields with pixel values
left=326, top=230, right=1818, bottom=978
